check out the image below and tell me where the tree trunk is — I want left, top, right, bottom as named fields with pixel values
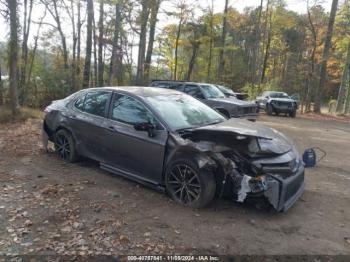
left=217, top=0, right=229, bottom=81
left=93, top=14, right=98, bottom=86
left=260, top=30, right=271, bottom=84
left=248, top=0, right=263, bottom=84
left=259, top=0, right=271, bottom=85
left=66, top=0, right=77, bottom=92
left=336, top=40, right=350, bottom=113
left=20, top=0, right=33, bottom=104
left=136, top=0, right=150, bottom=85
left=345, top=71, right=350, bottom=113
left=305, top=1, right=318, bottom=112
left=97, top=0, right=104, bottom=86
left=0, top=63, right=3, bottom=105
left=7, top=0, right=19, bottom=115
left=82, top=0, right=94, bottom=88
left=314, top=0, right=338, bottom=113
left=206, top=0, right=214, bottom=82
left=27, top=11, right=46, bottom=92
left=76, top=0, right=82, bottom=89
left=173, top=18, right=183, bottom=81
left=186, top=42, right=200, bottom=81
left=109, top=2, right=122, bottom=85
left=144, top=0, right=161, bottom=83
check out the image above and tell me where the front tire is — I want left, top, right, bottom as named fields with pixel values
left=54, top=129, right=78, bottom=163
left=289, top=110, right=296, bottom=118
left=165, top=159, right=216, bottom=208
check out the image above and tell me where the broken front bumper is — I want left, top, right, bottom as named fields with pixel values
left=263, top=164, right=305, bottom=212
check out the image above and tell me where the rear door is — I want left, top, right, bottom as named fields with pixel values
left=101, top=92, right=168, bottom=183
left=70, top=90, right=112, bottom=161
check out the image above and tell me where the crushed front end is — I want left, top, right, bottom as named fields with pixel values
left=176, top=119, right=305, bottom=212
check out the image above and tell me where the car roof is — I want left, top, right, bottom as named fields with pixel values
left=266, top=91, right=286, bottom=94
left=152, top=80, right=215, bottom=86
left=81, top=86, right=184, bottom=97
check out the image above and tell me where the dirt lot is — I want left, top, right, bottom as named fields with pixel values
left=0, top=115, right=350, bottom=256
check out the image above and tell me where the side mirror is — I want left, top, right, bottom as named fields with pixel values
left=134, top=122, right=155, bottom=137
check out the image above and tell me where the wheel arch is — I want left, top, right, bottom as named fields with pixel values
left=54, top=124, right=78, bottom=145
left=162, top=148, right=218, bottom=183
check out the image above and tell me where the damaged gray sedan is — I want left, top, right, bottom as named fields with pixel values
left=43, top=86, right=304, bottom=212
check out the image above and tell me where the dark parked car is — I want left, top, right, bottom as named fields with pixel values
left=150, top=80, right=258, bottom=120
left=256, top=91, right=298, bottom=117
left=215, top=85, right=248, bottom=101
left=43, top=86, right=304, bottom=211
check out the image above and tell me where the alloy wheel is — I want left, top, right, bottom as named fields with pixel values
left=167, top=164, right=202, bottom=205
left=55, top=134, right=71, bottom=161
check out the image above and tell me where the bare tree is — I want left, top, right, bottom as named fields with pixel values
left=41, top=0, right=69, bottom=70
left=28, top=10, right=47, bottom=91
left=206, top=0, right=214, bottom=82
left=303, top=0, right=320, bottom=112
left=97, top=0, right=104, bottom=86
left=7, top=0, right=19, bottom=114
left=336, top=40, right=350, bottom=112
left=82, top=0, right=94, bottom=88
left=109, top=1, right=123, bottom=85
left=173, top=0, right=189, bottom=80
left=314, top=0, right=339, bottom=113
left=217, top=0, right=229, bottom=81
left=144, top=0, right=161, bottom=83
left=259, top=0, right=272, bottom=85
left=20, top=0, right=33, bottom=104
left=136, top=0, right=150, bottom=85
left=0, top=62, right=3, bottom=105
left=75, top=0, right=82, bottom=89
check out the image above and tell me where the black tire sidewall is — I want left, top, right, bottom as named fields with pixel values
left=54, top=129, right=78, bottom=163
left=290, top=110, right=296, bottom=118
left=165, top=158, right=216, bottom=208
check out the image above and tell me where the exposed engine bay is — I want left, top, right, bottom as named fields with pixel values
left=168, top=119, right=305, bottom=212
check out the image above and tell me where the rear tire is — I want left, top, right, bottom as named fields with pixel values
left=54, top=129, right=78, bottom=163
left=165, top=159, right=216, bottom=208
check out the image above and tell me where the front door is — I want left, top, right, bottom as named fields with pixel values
left=102, top=93, right=168, bottom=184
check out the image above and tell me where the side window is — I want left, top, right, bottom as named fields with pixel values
left=83, top=91, right=111, bottom=117
left=111, top=94, right=161, bottom=129
left=74, top=94, right=86, bottom=110
left=184, top=85, right=204, bottom=99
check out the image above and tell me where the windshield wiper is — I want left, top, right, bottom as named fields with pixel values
left=206, top=119, right=224, bottom=126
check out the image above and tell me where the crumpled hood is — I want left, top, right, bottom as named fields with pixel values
left=192, top=118, right=293, bottom=154
left=269, top=97, right=295, bottom=103
left=209, top=97, right=256, bottom=107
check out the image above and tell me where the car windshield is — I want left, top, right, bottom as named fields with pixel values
left=145, top=94, right=226, bottom=131
left=269, top=92, right=290, bottom=98
left=217, top=85, right=235, bottom=95
left=200, top=85, right=226, bottom=99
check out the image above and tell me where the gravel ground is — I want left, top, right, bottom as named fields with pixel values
left=0, top=115, right=350, bottom=256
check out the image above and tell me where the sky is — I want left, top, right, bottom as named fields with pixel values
left=0, top=0, right=336, bottom=42
left=0, top=0, right=338, bottom=66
